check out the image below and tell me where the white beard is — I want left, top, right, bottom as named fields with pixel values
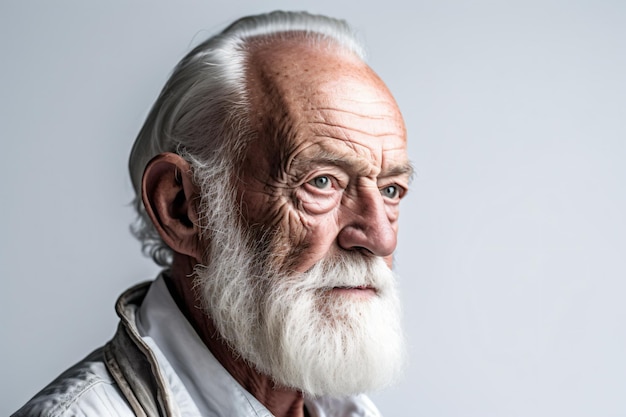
left=193, top=169, right=405, bottom=397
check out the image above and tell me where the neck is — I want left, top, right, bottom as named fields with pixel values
left=166, top=253, right=307, bottom=417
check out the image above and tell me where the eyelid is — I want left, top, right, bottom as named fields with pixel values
left=308, top=175, right=332, bottom=189
left=302, top=168, right=348, bottom=188
left=303, top=173, right=341, bottom=194
left=379, top=182, right=407, bottom=200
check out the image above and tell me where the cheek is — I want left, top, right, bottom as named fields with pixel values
left=284, top=216, right=341, bottom=273
left=240, top=184, right=344, bottom=272
left=289, top=194, right=342, bottom=247
left=273, top=192, right=342, bottom=272
left=292, top=188, right=343, bottom=245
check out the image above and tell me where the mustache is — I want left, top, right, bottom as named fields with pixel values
left=268, top=253, right=395, bottom=296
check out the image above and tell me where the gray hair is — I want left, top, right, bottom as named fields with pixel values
left=128, top=11, right=366, bottom=266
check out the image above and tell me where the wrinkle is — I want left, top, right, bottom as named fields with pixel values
left=308, top=121, right=402, bottom=139
left=307, top=106, right=395, bottom=120
left=238, top=37, right=407, bottom=275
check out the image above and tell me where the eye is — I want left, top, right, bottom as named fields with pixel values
left=381, top=184, right=401, bottom=199
left=309, top=175, right=332, bottom=190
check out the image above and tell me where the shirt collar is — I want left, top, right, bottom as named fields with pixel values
left=136, top=274, right=271, bottom=417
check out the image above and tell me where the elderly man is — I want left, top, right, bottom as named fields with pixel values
left=15, top=10, right=411, bottom=417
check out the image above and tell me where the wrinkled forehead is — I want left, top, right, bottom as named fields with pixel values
left=243, top=36, right=406, bottom=145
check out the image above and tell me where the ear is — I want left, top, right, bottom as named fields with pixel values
left=142, top=152, right=202, bottom=261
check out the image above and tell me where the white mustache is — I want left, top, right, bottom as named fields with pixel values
left=283, top=254, right=395, bottom=295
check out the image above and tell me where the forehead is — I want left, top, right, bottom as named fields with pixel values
left=245, top=37, right=407, bottom=171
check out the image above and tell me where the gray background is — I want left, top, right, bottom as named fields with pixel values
left=2, top=1, right=625, bottom=416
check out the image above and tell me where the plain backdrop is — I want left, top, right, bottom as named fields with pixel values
left=2, top=1, right=625, bottom=416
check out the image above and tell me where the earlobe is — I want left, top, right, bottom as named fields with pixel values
left=142, top=153, right=202, bottom=261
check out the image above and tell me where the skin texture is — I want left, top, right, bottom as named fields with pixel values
left=242, top=39, right=411, bottom=274
left=142, top=38, right=410, bottom=417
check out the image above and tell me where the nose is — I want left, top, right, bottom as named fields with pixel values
left=337, top=186, right=397, bottom=257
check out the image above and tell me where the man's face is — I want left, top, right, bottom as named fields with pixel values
left=193, top=41, right=408, bottom=396
left=240, top=40, right=411, bottom=276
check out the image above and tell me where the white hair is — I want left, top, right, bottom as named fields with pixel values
left=128, top=11, right=366, bottom=265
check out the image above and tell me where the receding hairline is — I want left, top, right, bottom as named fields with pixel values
left=242, top=33, right=373, bottom=135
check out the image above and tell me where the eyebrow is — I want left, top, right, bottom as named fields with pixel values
left=381, top=162, right=414, bottom=178
left=291, top=150, right=414, bottom=181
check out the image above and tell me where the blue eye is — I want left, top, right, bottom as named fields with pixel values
left=381, top=185, right=400, bottom=199
left=310, top=176, right=331, bottom=189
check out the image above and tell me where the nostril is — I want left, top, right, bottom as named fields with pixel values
left=352, top=246, right=374, bottom=256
